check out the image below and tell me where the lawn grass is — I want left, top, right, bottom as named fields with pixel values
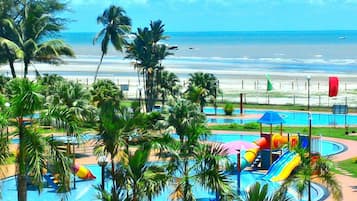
left=338, top=158, right=357, bottom=177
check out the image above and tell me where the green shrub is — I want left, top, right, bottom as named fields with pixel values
left=229, top=123, right=239, bottom=129
left=352, top=157, right=357, bottom=164
left=243, top=122, right=259, bottom=130
left=224, top=103, right=234, bottom=115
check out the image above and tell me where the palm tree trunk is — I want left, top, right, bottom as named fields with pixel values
left=4, top=45, right=16, bottom=78
left=111, top=159, right=115, bottom=187
left=94, top=53, right=105, bottom=82
left=9, top=60, right=17, bottom=78
left=24, top=60, right=29, bottom=78
left=17, top=117, right=27, bottom=201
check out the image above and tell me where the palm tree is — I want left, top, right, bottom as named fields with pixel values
left=112, top=143, right=169, bottom=201
left=168, top=99, right=206, bottom=143
left=46, top=80, right=95, bottom=154
left=5, top=78, right=72, bottom=201
left=37, top=73, right=65, bottom=97
left=186, top=72, right=219, bottom=112
left=93, top=5, right=131, bottom=81
left=0, top=0, right=20, bottom=78
left=126, top=20, right=172, bottom=112
left=158, top=70, right=180, bottom=106
left=282, top=147, right=342, bottom=201
left=91, top=79, right=123, bottom=110
left=0, top=0, right=75, bottom=78
left=239, top=182, right=292, bottom=201
left=167, top=99, right=234, bottom=200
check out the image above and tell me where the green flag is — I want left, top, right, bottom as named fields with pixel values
left=266, top=74, right=273, bottom=91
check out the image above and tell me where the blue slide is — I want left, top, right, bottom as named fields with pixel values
left=262, top=151, right=297, bottom=181
left=44, top=174, right=59, bottom=190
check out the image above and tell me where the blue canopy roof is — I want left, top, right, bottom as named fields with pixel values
left=257, top=111, right=285, bottom=124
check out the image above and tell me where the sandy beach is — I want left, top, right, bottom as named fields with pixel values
left=1, top=58, right=357, bottom=107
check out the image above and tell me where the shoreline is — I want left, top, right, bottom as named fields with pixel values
left=1, top=59, right=357, bottom=107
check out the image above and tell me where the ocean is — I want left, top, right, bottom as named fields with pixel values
left=59, top=30, right=357, bottom=75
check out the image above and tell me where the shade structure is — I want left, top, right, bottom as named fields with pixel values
left=257, top=111, right=285, bottom=125
left=221, top=140, right=258, bottom=155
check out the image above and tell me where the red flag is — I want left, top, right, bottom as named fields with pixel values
left=329, top=76, right=339, bottom=97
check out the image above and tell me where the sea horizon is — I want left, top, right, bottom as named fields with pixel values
left=51, top=30, right=357, bottom=75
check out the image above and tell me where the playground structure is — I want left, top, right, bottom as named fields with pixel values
left=239, top=111, right=321, bottom=181
left=43, top=165, right=96, bottom=190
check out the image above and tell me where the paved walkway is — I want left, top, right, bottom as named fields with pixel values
left=320, top=137, right=357, bottom=201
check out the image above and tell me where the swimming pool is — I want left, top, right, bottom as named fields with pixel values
left=4, top=133, right=339, bottom=201
left=204, top=107, right=357, bottom=126
left=0, top=165, right=327, bottom=201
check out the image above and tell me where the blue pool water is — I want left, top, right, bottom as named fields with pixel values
left=4, top=133, right=340, bottom=201
left=204, top=107, right=357, bottom=126
left=0, top=165, right=326, bottom=201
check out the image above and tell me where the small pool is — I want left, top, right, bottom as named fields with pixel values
left=204, top=107, right=357, bottom=126
left=0, top=165, right=327, bottom=201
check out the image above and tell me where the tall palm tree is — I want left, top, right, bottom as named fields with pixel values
left=93, top=5, right=131, bottom=82
left=0, top=0, right=20, bottom=78
left=158, top=70, right=180, bottom=106
left=186, top=72, right=219, bottom=112
left=167, top=99, right=234, bottom=200
left=5, top=78, right=72, bottom=201
left=126, top=20, right=172, bottom=112
left=282, top=146, right=342, bottom=201
left=0, top=0, right=75, bottom=78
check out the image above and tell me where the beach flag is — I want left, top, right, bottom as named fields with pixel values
left=329, top=76, right=339, bottom=97
left=266, top=74, right=273, bottom=91
left=328, top=77, right=338, bottom=97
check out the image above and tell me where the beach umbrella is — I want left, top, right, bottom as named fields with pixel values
left=221, top=140, right=258, bottom=155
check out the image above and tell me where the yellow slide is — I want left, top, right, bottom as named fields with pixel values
left=271, top=153, right=301, bottom=182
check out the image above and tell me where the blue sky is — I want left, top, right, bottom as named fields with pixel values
left=65, top=0, right=357, bottom=32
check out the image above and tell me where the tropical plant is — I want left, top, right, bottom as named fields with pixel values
left=0, top=0, right=74, bottom=78
left=46, top=80, right=94, bottom=134
left=91, top=79, right=123, bottom=109
left=112, top=143, right=169, bottom=201
left=224, top=103, right=234, bottom=115
left=126, top=20, right=172, bottom=112
left=168, top=99, right=206, bottom=143
left=282, top=146, right=342, bottom=201
left=239, top=182, right=292, bottom=201
left=95, top=104, right=147, bottom=183
left=167, top=99, right=234, bottom=200
left=37, top=73, right=65, bottom=97
left=93, top=5, right=131, bottom=81
left=158, top=70, right=180, bottom=106
left=5, top=78, right=72, bottom=201
left=185, top=72, right=219, bottom=112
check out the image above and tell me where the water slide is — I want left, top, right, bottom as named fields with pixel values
left=240, top=137, right=268, bottom=169
left=240, top=134, right=297, bottom=170
left=262, top=151, right=301, bottom=182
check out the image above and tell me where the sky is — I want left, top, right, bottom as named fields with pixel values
left=64, top=0, right=357, bottom=32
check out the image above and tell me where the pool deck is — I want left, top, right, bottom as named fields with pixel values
left=1, top=131, right=357, bottom=201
